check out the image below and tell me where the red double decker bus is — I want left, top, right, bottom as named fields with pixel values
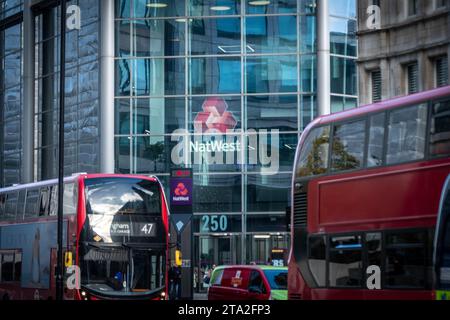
left=288, top=86, right=450, bottom=300
left=0, top=174, right=169, bottom=300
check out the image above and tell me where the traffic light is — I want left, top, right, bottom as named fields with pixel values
left=175, top=249, right=182, bottom=266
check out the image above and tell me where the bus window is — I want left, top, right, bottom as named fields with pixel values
left=25, top=189, right=40, bottom=218
left=17, top=190, right=26, bottom=220
left=308, top=236, right=326, bottom=287
left=331, top=120, right=366, bottom=172
left=1, top=253, right=14, bottom=282
left=4, top=192, right=18, bottom=221
left=366, top=233, right=382, bottom=268
left=63, top=183, right=77, bottom=215
left=329, top=235, right=363, bottom=287
left=367, top=113, right=385, bottom=167
left=0, top=194, right=5, bottom=220
left=430, top=99, right=450, bottom=157
left=49, top=186, right=58, bottom=216
left=296, top=126, right=330, bottom=177
left=438, top=183, right=450, bottom=290
left=39, top=187, right=50, bottom=216
left=386, top=104, right=427, bottom=165
left=385, top=231, right=427, bottom=288
left=14, top=251, right=22, bottom=282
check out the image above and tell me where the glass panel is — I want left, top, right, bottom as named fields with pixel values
left=115, top=136, right=131, bottom=173
left=332, top=96, right=357, bottom=113
left=246, top=95, right=297, bottom=131
left=247, top=174, right=290, bottom=212
left=134, top=58, right=185, bottom=96
left=189, top=56, right=241, bottom=94
left=246, top=0, right=297, bottom=14
left=133, top=0, right=185, bottom=17
left=134, top=19, right=185, bottom=57
left=245, top=15, right=297, bottom=54
left=24, top=189, right=40, bottom=218
left=298, top=0, right=316, bottom=14
left=308, top=236, right=326, bottom=287
left=367, top=113, right=385, bottom=167
left=135, top=97, right=186, bottom=135
left=386, top=231, right=427, bottom=288
left=4, top=192, right=18, bottom=220
left=190, top=17, right=241, bottom=55
left=329, top=0, right=356, bottom=18
left=63, top=183, right=77, bottom=215
left=189, top=0, right=240, bottom=16
left=246, top=133, right=297, bottom=173
left=366, top=233, right=382, bottom=268
left=430, top=99, right=450, bottom=157
left=299, top=15, right=316, bottom=53
left=193, top=174, right=241, bottom=212
left=246, top=55, right=297, bottom=93
left=331, top=56, right=357, bottom=96
left=386, top=104, right=427, bottom=164
left=1, top=253, right=14, bottom=282
left=189, top=96, right=241, bottom=132
left=115, top=99, right=131, bottom=135
left=134, top=135, right=181, bottom=174
left=84, top=177, right=161, bottom=215
left=4, top=23, right=21, bottom=56
left=246, top=214, right=287, bottom=232
left=331, top=120, right=365, bottom=172
left=329, top=235, right=362, bottom=287
left=300, top=94, right=317, bottom=130
left=330, top=16, right=357, bottom=57
left=296, top=126, right=330, bottom=177
left=300, top=54, right=316, bottom=92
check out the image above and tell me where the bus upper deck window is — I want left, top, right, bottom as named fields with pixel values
left=430, top=99, right=450, bottom=157
left=386, top=104, right=427, bottom=165
left=367, top=113, right=385, bottom=167
left=331, top=120, right=366, bottom=172
left=296, top=126, right=330, bottom=178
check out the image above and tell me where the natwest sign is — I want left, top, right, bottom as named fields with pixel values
left=194, top=97, right=237, bottom=133
left=170, top=169, right=193, bottom=209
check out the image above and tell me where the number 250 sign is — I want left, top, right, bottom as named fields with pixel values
left=201, top=215, right=228, bottom=232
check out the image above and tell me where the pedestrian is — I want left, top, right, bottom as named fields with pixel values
left=169, top=262, right=182, bottom=300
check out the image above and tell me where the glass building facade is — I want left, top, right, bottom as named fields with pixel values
left=0, top=0, right=357, bottom=292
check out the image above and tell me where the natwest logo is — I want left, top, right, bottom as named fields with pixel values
left=194, top=97, right=237, bottom=133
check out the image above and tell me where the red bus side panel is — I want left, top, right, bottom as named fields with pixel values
left=309, top=161, right=450, bottom=233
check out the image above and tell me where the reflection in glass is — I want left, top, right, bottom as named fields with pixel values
left=329, top=0, right=356, bottom=18
left=247, top=174, right=290, bottom=212
left=189, top=0, right=240, bottom=16
left=246, top=95, right=297, bottom=131
left=190, top=57, right=241, bottom=94
left=331, top=120, right=365, bottom=172
left=367, top=113, right=385, bottom=167
left=134, top=19, right=185, bottom=57
left=300, top=15, right=316, bottom=53
left=300, top=54, right=316, bottom=92
left=246, top=55, right=297, bottom=93
left=246, top=0, right=297, bottom=14
left=301, top=95, right=316, bottom=130
left=134, top=97, right=185, bottom=135
left=330, top=16, right=357, bottom=57
left=194, top=174, right=241, bottom=212
left=190, top=17, right=241, bottom=55
left=331, top=56, right=357, bottom=96
left=133, top=0, right=185, bottom=18
left=296, top=125, right=330, bottom=177
left=245, top=15, right=297, bottom=54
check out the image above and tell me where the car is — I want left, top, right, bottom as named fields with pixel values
left=207, top=265, right=287, bottom=300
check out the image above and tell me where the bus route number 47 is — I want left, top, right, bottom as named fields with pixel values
left=141, top=223, right=154, bottom=235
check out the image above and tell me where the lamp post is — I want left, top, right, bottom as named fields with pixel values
left=57, top=0, right=66, bottom=301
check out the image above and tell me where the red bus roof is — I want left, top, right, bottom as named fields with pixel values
left=316, top=85, right=450, bottom=126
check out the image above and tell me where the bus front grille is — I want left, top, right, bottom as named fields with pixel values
left=293, top=192, right=307, bottom=227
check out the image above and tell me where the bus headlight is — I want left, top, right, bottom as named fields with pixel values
left=161, top=291, right=166, bottom=300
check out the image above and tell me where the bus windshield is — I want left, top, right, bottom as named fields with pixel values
left=85, top=177, right=161, bottom=216
left=80, top=244, right=165, bottom=295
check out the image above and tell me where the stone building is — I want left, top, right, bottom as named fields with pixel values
left=357, top=0, right=449, bottom=104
